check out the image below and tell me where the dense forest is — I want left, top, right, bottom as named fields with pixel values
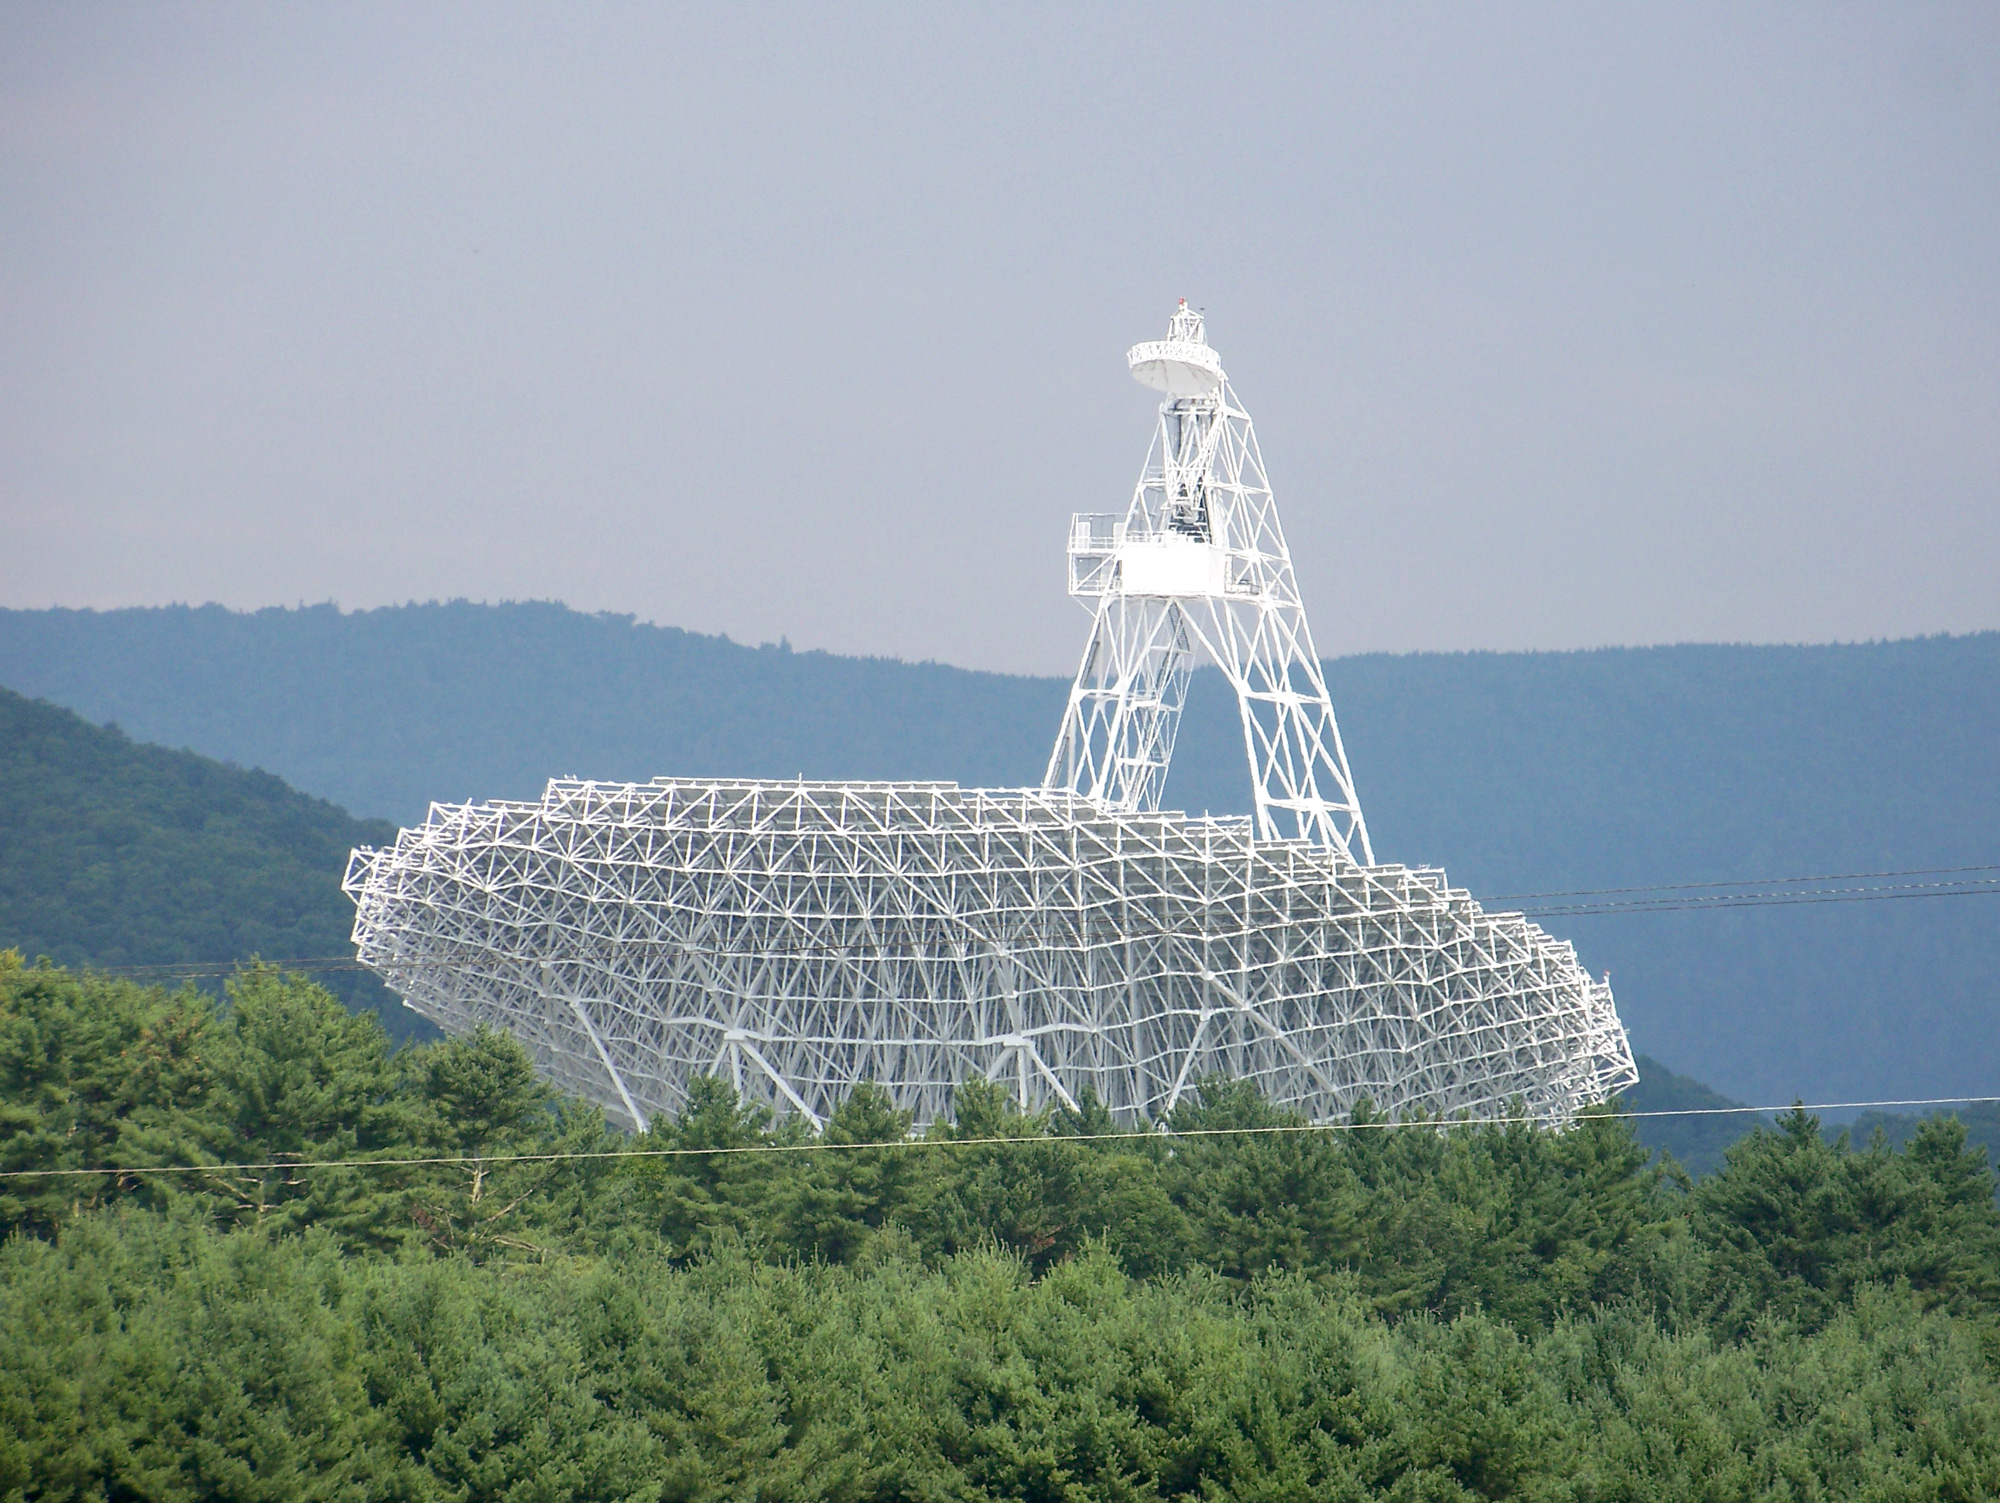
left=0, top=686, right=430, bottom=1045
left=7, top=955, right=2000, bottom=1498
left=2, top=602, right=1994, bottom=1108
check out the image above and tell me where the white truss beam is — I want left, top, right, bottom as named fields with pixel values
left=1048, top=302, right=1372, bottom=859
left=346, top=779, right=1636, bottom=1131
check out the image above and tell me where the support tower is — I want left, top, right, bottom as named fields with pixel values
left=1048, top=301, right=1372, bottom=859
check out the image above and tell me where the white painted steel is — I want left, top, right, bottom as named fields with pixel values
left=1050, top=301, right=1373, bottom=859
left=1126, top=299, right=1227, bottom=395
left=345, top=782, right=1635, bottom=1131
left=345, top=302, right=1639, bottom=1130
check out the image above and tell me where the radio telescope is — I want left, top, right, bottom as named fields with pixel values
left=345, top=303, right=1637, bottom=1131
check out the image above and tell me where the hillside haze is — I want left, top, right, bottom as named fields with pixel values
left=0, top=602, right=1066, bottom=824
left=1, top=602, right=1994, bottom=1106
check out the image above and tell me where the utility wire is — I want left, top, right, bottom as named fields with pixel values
left=21, top=862, right=1993, bottom=983
left=1490, top=862, right=2000, bottom=902
left=1520, top=877, right=2000, bottom=919
left=50, top=876, right=2000, bottom=981
left=3, top=1095, right=1995, bottom=1181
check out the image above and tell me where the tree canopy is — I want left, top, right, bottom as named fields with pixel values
left=6, top=955, right=2000, bottom=1498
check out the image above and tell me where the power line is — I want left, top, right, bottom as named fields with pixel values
left=29, top=861, right=1997, bottom=982
left=64, top=958, right=373, bottom=979
left=1490, top=862, right=2000, bottom=902
left=51, top=887, right=2000, bottom=981
left=2, top=1094, right=1994, bottom=1181
left=1520, top=876, right=2000, bottom=919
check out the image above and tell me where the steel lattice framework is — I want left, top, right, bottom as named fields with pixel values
left=1051, top=302, right=1371, bottom=857
left=345, top=305, right=1637, bottom=1131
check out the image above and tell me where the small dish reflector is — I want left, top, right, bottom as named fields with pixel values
left=1127, top=339, right=1224, bottom=396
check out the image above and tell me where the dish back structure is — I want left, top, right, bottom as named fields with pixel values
left=345, top=304, right=1637, bottom=1131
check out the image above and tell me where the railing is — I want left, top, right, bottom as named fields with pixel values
left=1068, top=514, right=1121, bottom=597
left=1067, top=512, right=1268, bottom=600
left=1068, top=513, right=1123, bottom=551
left=1126, top=338, right=1225, bottom=382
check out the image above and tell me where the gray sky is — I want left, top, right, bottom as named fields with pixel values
left=3, top=4, right=1994, bottom=675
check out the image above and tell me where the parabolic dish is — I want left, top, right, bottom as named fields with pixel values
left=1127, top=337, right=1225, bottom=396
left=344, top=777, right=1636, bottom=1132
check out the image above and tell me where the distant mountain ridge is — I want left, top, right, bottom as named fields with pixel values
left=1, top=601, right=1994, bottom=1107
left=0, top=601, right=1065, bottom=824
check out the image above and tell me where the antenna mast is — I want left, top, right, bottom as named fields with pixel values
left=1046, top=302, right=1374, bottom=862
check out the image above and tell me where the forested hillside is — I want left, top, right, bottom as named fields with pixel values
left=0, top=687, right=430, bottom=1043
left=3, top=603, right=1993, bottom=1107
left=5, top=959, right=2000, bottom=1498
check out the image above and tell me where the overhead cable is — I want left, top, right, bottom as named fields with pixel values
left=2, top=1094, right=1996, bottom=1181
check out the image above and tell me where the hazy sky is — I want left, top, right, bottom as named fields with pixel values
left=3, top=4, right=1995, bottom=674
